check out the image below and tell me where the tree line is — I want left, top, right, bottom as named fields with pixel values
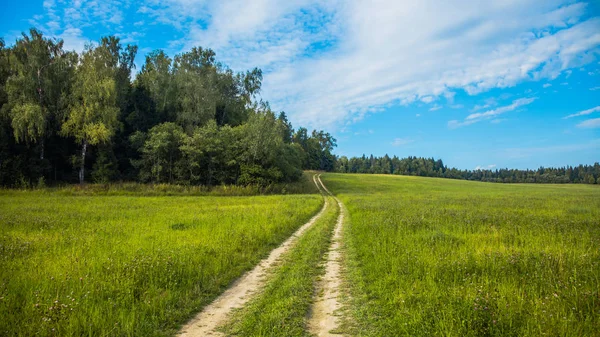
left=0, top=29, right=336, bottom=187
left=336, top=155, right=600, bottom=184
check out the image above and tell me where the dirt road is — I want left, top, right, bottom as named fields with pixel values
left=308, top=175, right=345, bottom=336
left=178, top=174, right=330, bottom=337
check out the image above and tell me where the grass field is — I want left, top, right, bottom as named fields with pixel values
left=322, top=173, right=600, bottom=336
left=0, top=187, right=322, bottom=336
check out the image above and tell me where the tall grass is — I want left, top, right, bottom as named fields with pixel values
left=0, top=190, right=322, bottom=336
left=3, top=172, right=320, bottom=197
left=323, top=173, right=600, bottom=336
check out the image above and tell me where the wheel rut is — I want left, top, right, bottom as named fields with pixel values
left=308, top=175, right=345, bottom=336
left=178, top=174, right=330, bottom=337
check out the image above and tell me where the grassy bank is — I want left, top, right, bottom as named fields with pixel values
left=323, top=173, right=600, bottom=336
left=0, top=190, right=322, bottom=336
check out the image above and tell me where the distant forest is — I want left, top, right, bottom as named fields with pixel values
left=0, top=29, right=336, bottom=187
left=336, top=155, right=600, bottom=184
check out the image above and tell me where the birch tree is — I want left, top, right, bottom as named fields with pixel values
left=5, top=29, right=69, bottom=160
left=61, top=43, right=119, bottom=184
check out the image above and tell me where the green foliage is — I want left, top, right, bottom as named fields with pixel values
left=323, top=173, right=600, bottom=336
left=0, top=190, right=323, bottom=336
left=293, top=127, right=337, bottom=171
left=0, top=28, right=335, bottom=187
left=134, top=122, right=185, bottom=183
left=91, top=144, right=119, bottom=183
left=61, top=43, right=119, bottom=145
left=5, top=29, right=65, bottom=145
left=337, top=155, right=600, bottom=184
left=9, top=102, right=45, bottom=142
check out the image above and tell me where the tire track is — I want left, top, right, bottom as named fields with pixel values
left=308, top=175, right=345, bottom=337
left=178, top=174, right=329, bottom=337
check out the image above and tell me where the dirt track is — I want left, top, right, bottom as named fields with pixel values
left=178, top=174, right=330, bottom=337
left=308, top=175, right=345, bottom=336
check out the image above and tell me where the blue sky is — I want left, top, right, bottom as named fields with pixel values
left=1, top=0, right=599, bottom=170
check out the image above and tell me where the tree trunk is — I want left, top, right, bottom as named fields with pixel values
left=169, top=152, right=173, bottom=183
left=79, top=140, right=87, bottom=185
left=40, top=141, right=45, bottom=160
left=37, top=67, right=45, bottom=161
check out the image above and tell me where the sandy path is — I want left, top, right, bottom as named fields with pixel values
left=308, top=175, right=345, bottom=336
left=178, top=174, right=328, bottom=337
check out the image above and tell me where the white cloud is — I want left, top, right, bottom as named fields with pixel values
left=260, top=1, right=600, bottom=129
left=420, top=96, right=435, bottom=104
left=563, top=105, right=600, bottom=119
left=428, top=105, right=442, bottom=111
left=590, top=86, right=600, bottom=91
left=391, top=138, right=414, bottom=147
left=58, top=27, right=89, bottom=52
left=449, top=97, right=536, bottom=128
left=475, top=164, right=497, bottom=170
left=577, top=118, right=600, bottom=128
left=415, top=113, right=421, bottom=117
left=32, top=0, right=128, bottom=52
left=31, top=0, right=600, bottom=130
left=543, top=83, right=552, bottom=88
left=471, top=98, right=498, bottom=112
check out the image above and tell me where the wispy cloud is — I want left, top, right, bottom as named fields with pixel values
left=543, top=83, right=552, bottom=88
left=428, top=105, right=442, bottom=111
left=391, top=138, right=414, bottom=147
left=475, top=164, right=496, bottom=170
left=563, top=105, right=600, bottom=119
left=129, top=0, right=600, bottom=129
left=28, top=0, right=600, bottom=130
left=31, top=0, right=129, bottom=51
left=577, top=118, right=600, bottom=128
left=590, top=86, right=600, bottom=91
left=448, top=97, right=536, bottom=129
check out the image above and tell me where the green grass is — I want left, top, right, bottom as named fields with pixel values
left=322, top=173, right=600, bottom=337
left=224, top=195, right=339, bottom=336
left=0, top=189, right=322, bottom=336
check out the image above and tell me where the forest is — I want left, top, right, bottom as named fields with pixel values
left=336, top=155, right=600, bottom=184
left=1, top=29, right=597, bottom=188
left=0, top=29, right=336, bottom=187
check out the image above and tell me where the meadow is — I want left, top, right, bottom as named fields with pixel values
left=0, top=184, right=322, bottom=336
left=322, top=173, right=600, bottom=336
